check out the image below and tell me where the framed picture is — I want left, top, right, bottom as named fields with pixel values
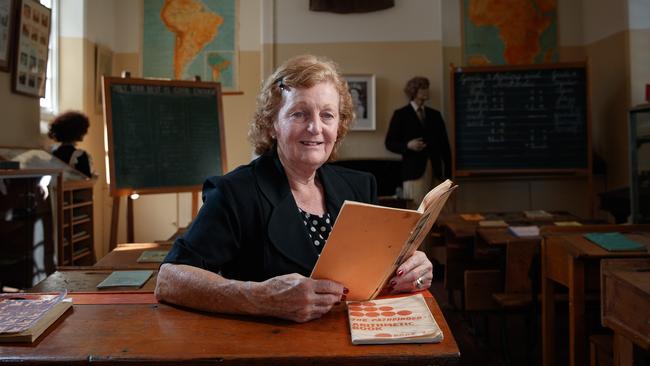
left=95, top=44, right=113, bottom=114
left=0, top=0, right=16, bottom=72
left=12, top=0, right=50, bottom=97
left=345, top=74, right=376, bottom=131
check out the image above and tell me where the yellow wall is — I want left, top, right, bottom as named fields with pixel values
left=0, top=72, right=40, bottom=147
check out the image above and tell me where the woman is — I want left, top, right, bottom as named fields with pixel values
left=48, top=111, right=94, bottom=178
left=384, top=77, right=451, bottom=203
left=156, top=55, right=433, bottom=323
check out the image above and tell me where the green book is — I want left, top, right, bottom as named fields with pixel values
left=136, top=250, right=169, bottom=263
left=583, top=232, right=647, bottom=252
left=96, top=270, right=153, bottom=289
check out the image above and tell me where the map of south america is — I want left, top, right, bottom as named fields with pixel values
left=160, top=0, right=223, bottom=79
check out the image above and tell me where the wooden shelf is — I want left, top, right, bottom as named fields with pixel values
left=59, top=180, right=96, bottom=266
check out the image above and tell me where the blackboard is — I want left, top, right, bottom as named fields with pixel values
left=452, top=63, right=590, bottom=176
left=103, top=76, right=226, bottom=195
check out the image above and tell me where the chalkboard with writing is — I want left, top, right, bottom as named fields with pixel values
left=103, top=77, right=226, bottom=195
left=452, top=63, right=590, bottom=176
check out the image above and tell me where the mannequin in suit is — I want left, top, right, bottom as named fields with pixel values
left=385, top=76, right=451, bottom=203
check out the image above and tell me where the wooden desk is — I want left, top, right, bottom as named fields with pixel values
left=94, top=242, right=171, bottom=269
left=541, top=229, right=650, bottom=366
left=601, top=259, right=650, bottom=366
left=0, top=294, right=460, bottom=365
left=30, top=268, right=157, bottom=293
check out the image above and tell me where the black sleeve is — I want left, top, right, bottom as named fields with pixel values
left=163, top=177, right=242, bottom=274
left=75, top=152, right=92, bottom=178
left=385, top=109, right=407, bottom=155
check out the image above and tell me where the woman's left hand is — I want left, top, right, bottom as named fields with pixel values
left=387, top=251, right=433, bottom=293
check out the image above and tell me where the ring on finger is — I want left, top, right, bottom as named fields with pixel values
left=415, top=277, right=425, bottom=289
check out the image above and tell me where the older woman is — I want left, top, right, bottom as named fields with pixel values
left=156, top=55, right=433, bottom=322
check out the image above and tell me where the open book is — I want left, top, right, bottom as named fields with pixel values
left=347, top=293, right=443, bottom=345
left=311, top=180, right=457, bottom=301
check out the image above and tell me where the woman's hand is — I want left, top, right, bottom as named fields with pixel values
left=387, top=251, right=433, bottom=293
left=251, top=273, right=346, bottom=323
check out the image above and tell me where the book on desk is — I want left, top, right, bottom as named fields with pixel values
left=0, top=291, right=72, bottom=343
left=347, top=293, right=443, bottom=345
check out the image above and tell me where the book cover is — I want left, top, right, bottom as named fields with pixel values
left=311, top=180, right=457, bottom=301
left=347, top=293, right=443, bottom=345
left=136, top=250, right=169, bottom=263
left=0, top=291, right=66, bottom=333
left=523, top=210, right=553, bottom=219
left=478, top=220, right=508, bottom=227
left=460, top=213, right=485, bottom=221
left=508, top=225, right=540, bottom=237
left=0, top=299, right=72, bottom=343
left=584, top=232, right=646, bottom=252
left=96, top=270, right=154, bottom=289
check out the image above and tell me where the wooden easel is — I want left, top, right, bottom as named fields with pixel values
left=109, top=191, right=199, bottom=249
left=104, top=72, right=226, bottom=250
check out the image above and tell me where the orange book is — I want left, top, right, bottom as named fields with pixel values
left=311, top=180, right=457, bottom=301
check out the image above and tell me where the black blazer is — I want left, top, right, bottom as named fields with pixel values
left=164, top=151, right=377, bottom=281
left=385, top=105, right=452, bottom=181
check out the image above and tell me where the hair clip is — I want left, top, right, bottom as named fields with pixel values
left=276, top=77, right=288, bottom=91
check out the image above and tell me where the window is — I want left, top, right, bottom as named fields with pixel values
left=39, top=0, right=58, bottom=123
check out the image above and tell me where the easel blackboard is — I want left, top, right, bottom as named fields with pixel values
left=103, top=75, right=227, bottom=248
left=451, top=62, right=592, bottom=177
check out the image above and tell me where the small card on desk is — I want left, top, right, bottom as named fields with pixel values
left=508, top=225, right=540, bottom=237
left=523, top=210, right=553, bottom=219
left=584, top=232, right=647, bottom=252
left=136, top=250, right=169, bottom=263
left=96, top=270, right=153, bottom=289
left=478, top=220, right=508, bottom=227
left=460, top=213, right=485, bottom=221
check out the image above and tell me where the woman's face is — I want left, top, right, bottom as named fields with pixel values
left=274, top=81, right=340, bottom=172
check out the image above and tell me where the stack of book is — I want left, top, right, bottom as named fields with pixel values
left=0, top=291, right=72, bottom=343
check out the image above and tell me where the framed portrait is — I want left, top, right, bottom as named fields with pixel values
left=95, top=44, right=113, bottom=114
left=12, top=0, right=50, bottom=97
left=345, top=74, right=376, bottom=131
left=0, top=0, right=16, bottom=72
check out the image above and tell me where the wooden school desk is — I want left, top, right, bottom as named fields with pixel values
left=0, top=292, right=460, bottom=365
left=30, top=267, right=158, bottom=293
left=601, top=259, right=650, bottom=366
left=541, top=227, right=650, bottom=366
left=94, top=242, right=171, bottom=269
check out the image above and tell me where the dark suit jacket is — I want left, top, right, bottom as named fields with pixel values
left=164, top=151, right=377, bottom=281
left=385, top=104, right=452, bottom=181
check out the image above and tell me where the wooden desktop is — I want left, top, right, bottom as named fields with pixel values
left=541, top=227, right=650, bottom=366
left=0, top=292, right=460, bottom=365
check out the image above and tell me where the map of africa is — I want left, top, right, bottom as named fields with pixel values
left=463, top=0, right=558, bottom=66
left=143, top=0, right=236, bottom=89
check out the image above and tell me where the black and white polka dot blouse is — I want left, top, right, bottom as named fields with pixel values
left=298, top=208, right=332, bottom=254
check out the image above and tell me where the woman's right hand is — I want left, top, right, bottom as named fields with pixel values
left=251, top=273, right=346, bottom=323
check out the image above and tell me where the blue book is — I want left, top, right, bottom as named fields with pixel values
left=96, top=270, right=153, bottom=289
left=583, top=232, right=646, bottom=252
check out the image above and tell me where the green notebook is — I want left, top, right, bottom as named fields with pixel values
left=96, top=270, right=153, bottom=289
left=136, top=250, right=169, bottom=263
left=583, top=232, right=646, bottom=252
